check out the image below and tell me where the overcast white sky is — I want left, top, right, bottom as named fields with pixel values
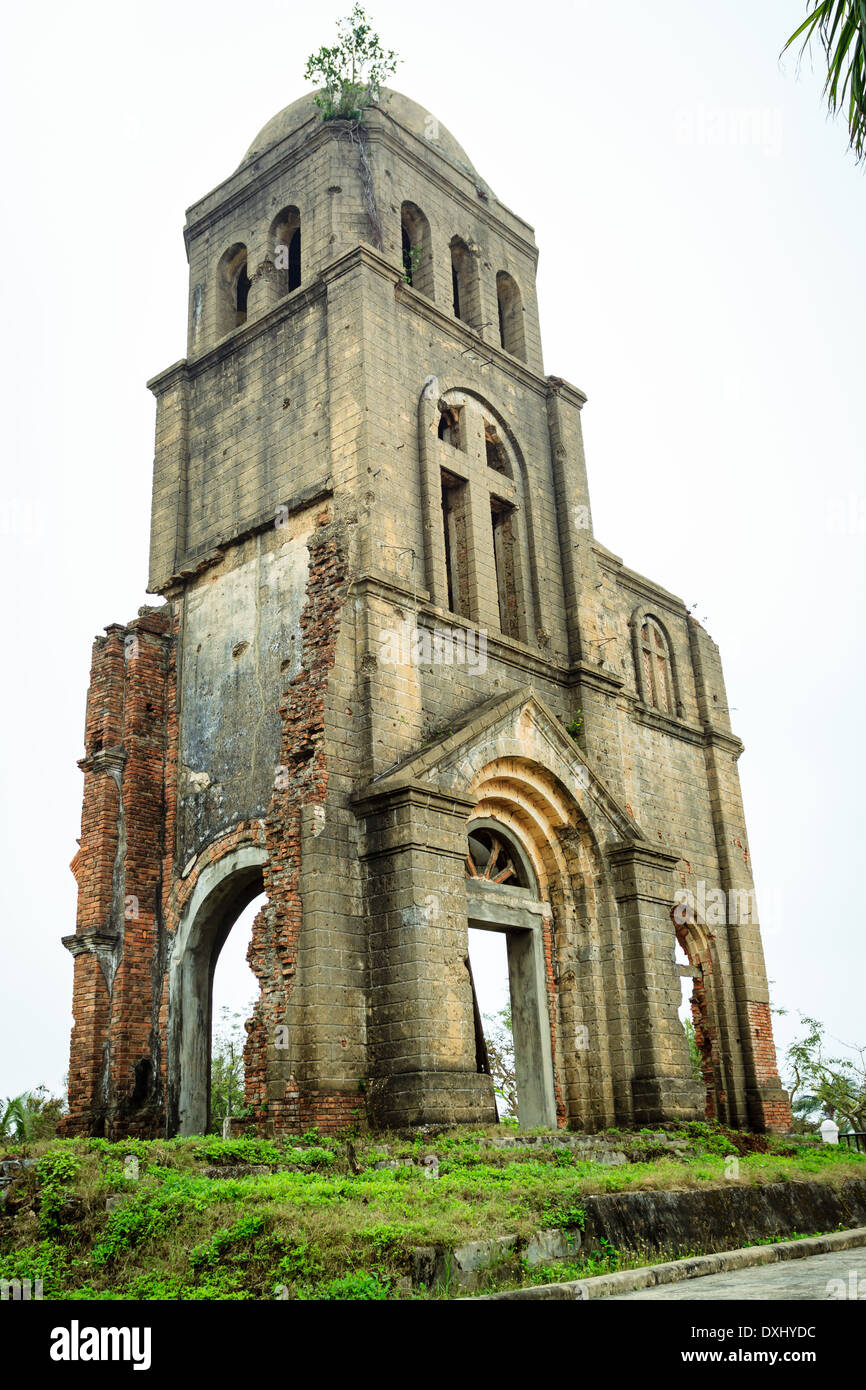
left=1, top=0, right=863, bottom=1104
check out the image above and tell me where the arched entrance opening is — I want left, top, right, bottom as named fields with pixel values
left=167, top=846, right=268, bottom=1136
left=675, top=919, right=721, bottom=1123
left=210, top=890, right=266, bottom=1132
left=464, top=820, right=556, bottom=1129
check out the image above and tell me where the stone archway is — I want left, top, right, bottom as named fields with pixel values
left=166, top=845, right=268, bottom=1136
left=465, top=820, right=557, bottom=1129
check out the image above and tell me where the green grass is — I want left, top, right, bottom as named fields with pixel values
left=0, top=1126, right=862, bottom=1300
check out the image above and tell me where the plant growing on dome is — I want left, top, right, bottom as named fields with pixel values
left=304, top=5, right=399, bottom=123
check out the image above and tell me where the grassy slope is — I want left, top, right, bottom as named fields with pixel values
left=1, top=1124, right=864, bottom=1300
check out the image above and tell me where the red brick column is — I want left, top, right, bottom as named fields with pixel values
left=62, top=609, right=173, bottom=1137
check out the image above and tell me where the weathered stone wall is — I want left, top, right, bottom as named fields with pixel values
left=175, top=510, right=315, bottom=862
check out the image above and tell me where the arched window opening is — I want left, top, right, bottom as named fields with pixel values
left=401, top=202, right=433, bottom=299
left=640, top=617, right=674, bottom=714
left=485, top=421, right=509, bottom=474
left=271, top=207, right=301, bottom=296
left=217, top=243, right=250, bottom=336
left=496, top=271, right=526, bottom=361
left=441, top=468, right=470, bottom=617
left=466, top=826, right=530, bottom=887
left=438, top=403, right=462, bottom=448
left=450, top=236, right=478, bottom=327
left=491, top=499, right=520, bottom=640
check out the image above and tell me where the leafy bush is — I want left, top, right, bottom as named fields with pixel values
left=91, top=1190, right=185, bottom=1266
left=189, top=1214, right=268, bottom=1271
left=303, top=1271, right=391, bottom=1300
left=35, top=1149, right=81, bottom=1234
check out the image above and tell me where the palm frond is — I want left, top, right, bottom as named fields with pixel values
left=783, top=0, right=866, bottom=162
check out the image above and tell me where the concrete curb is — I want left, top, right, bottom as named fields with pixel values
left=467, top=1226, right=866, bottom=1300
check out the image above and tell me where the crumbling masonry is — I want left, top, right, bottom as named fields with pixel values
left=62, top=90, right=790, bottom=1138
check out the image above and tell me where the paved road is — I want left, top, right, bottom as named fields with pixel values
left=609, top=1249, right=866, bottom=1300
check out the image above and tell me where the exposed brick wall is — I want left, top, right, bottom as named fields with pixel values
left=243, top=509, right=359, bottom=1134
left=747, top=1000, right=792, bottom=1131
left=63, top=610, right=173, bottom=1138
left=156, top=613, right=179, bottom=1120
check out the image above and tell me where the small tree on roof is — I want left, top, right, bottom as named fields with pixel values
left=304, top=5, right=399, bottom=122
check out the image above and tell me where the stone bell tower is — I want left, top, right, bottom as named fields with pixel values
left=62, top=89, right=790, bottom=1138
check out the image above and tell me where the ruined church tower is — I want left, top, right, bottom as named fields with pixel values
left=62, top=90, right=790, bottom=1138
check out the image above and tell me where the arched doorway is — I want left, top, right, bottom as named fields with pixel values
left=167, top=845, right=268, bottom=1136
left=674, top=917, right=725, bottom=1124
left=464, top=819, right=556, bottom=1129
left=210, top=890, right=265, bottom=1132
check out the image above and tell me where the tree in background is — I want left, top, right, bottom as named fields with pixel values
left=483, top=1006, right=518, bottom=1120
left=682, top=1018, right=703, bottom=1083
left=785, top=1014, right=866, bottom=1133
left=304, top=5, right=399, bottom=122
left=783, top=2, right=866, bottom=162
left=210, top=1006, right=253, bottom=1131
left=0, top=1087, right=66, bottom=1144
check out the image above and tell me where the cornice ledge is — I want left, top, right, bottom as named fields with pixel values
left=629, top=701, right=706, bottom=745
left=351, top=569, right=432, bottom=605
left=617, top=565, right=688, bottom=615
left=153, top=480, right=334, bottom=598
left=703, top=728, right=745, bottom=758
left=62, top=929, right=121, bottom=958
left=351, top=778, right=475, bottom=817
left=148, top=279, right=327, bottom=393
left=319, top=240, right=401, bottom=286
left=606, top=840, right=683, bottom=870
left=395, top=281, right=550, bottom=393
left=567, top=661, right=625, bottom=692
left=78, top=747, right=126, bottom=775
left=546, top=375, right=588, bottom=409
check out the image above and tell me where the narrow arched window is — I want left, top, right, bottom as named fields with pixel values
left=441, top=468, right=470, bottom=618
left=450, top=236, right=478, bottom=327
left=496, top=271, right=526, bottom=360
left=401, top=202, right=433, bottom=299
left=491, top=497, right=520, bottom=639
left=271, top=207, right=301, bottom=296
left=217, top=243, right=249, bottom=335
left=640, top=617, right=674, bottom=714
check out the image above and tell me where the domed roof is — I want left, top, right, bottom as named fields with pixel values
left=239, top=87, right=482, bottom=183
